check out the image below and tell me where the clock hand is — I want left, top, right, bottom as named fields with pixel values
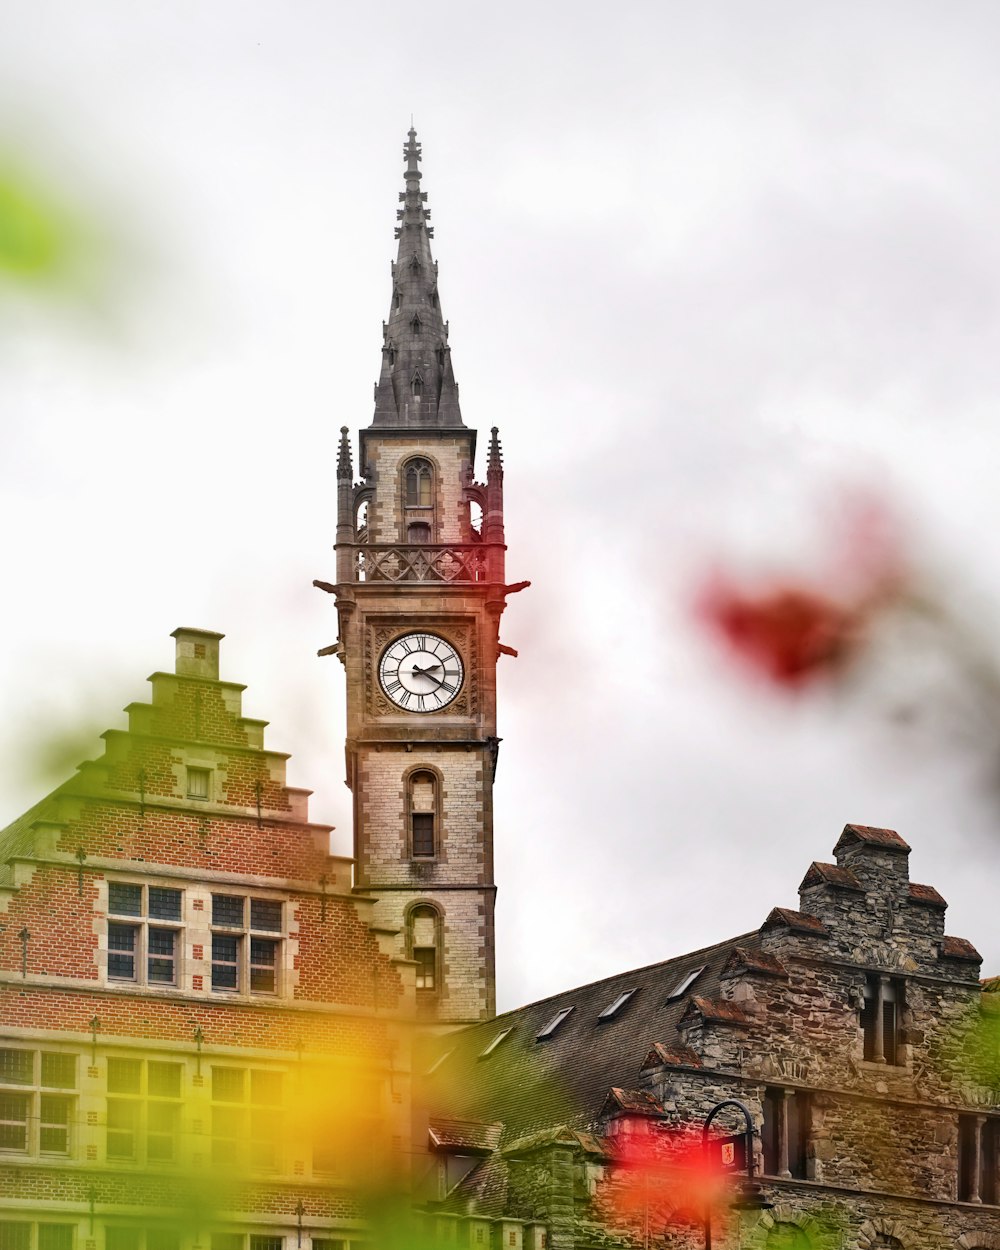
left=411, top=664, right=445, bottom=688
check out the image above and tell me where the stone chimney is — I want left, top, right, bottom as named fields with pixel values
left=171, top=628, right=224, bottom=681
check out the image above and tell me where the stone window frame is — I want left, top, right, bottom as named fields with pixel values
left=104, top=881, right=185, bottom=990
left=209, top=892, right=285, bottom=998
left=401, top=455, right=438, bottom=543
left=209, top=1064, right=284, bottom=1175
left=105, top=1055, right=183, bottom=1167
left=958, top=1112, right=1000, bottom=1205
left=860, top=973, right=906, bottom=1067
left=405, top=899, right=444, bottom=996
left=0, top=1047, right=77, bottom=1160
left=761, top=1086, right=811, bottom=1180
left=211, top=1235, right=286, bottom=1250
left=104, top=1228, right=180, bottom=1250
left=186, top=766, right=211, bottom=800
left=0, top=1223, right=76, bottom=1250
left=404, top=764, right=443, bottom=860
left=746, top=1206, right=823, bottom=1250
left=857, top=1219, right=911, bottom=1250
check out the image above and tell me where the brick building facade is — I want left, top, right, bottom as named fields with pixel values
left=1, top=131, right=998, bottom=1250
left=0, top=628, right=413, bottom=1250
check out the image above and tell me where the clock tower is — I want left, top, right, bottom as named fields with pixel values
left=317, top=129, right=520, bottom=1026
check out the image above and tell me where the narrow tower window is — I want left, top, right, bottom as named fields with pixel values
left=410, top=372, right=423, bottom=396
left=408, top=904, right=440, bottom=994
left=861, top=974, right=904, bottom=1064
left=408, top=770, right=438, bottom=857
left=405, top=459, right=433, bottom=507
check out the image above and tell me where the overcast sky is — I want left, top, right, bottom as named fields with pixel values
left=3, top=2, right=1000, bottom=1009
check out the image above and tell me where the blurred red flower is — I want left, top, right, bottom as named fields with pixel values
left=699, top=581, right=863, bottom=688
left=604, top=1123, right=730, bottom=1231
left=697, top=494, right=907, bottom=689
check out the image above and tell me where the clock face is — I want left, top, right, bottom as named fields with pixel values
left=378, top=633, right=464, bottom=712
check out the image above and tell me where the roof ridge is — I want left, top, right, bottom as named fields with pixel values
left=464, top=930, right=762, bottom=1030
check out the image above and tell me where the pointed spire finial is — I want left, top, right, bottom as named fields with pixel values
left=488, top=427, right=504, bottom=477
left=336, top=426, right=353, bottom=481
left=371, top=129, right=463, bottom=428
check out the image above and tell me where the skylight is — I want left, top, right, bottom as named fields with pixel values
left=665, top=965, right=706, bottom=1002
left=598, top=988, right=637, bottom=1021
left=478, top=1027, right=514, bottom=1059
left=536, top=1006, right=574, bottom=1040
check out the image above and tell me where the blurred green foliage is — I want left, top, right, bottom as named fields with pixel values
left=0, top=160, right=83, bottom=283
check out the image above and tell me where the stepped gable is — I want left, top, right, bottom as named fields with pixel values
left=0, top=628, right=403, bottom=1013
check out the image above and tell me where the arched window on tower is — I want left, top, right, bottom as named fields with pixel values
left=408, top=904, right=440, bottom=994
left=405, top=458, right=433, bottom=508
left=410, top=372, right=423, bottom=397
left=408, top=769, right=439, bottom=857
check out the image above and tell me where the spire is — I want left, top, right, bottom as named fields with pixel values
left=336, top=426, right=353, bottom=480
left=372, top=128, right=464, bottom=429
left=487, top=426, right=503, bottom=481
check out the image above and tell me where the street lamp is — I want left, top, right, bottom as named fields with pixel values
left=702, top=1098, right=773, bottom=1250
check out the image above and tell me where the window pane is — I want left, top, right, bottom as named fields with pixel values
left=108, top=925, right=137, bottom=980
left=147, top=1100, right=179, bottom=1160
left=249, top=899, right=282, bottom=932
left=147, top=929, right=177, bottom=984
left=249, top=1237, right=282, bottom=1250
left=105, top=1231, right=140, bottom=1250
left=0, top=1050, right=33, bottom=1085
left=147, top=1063, right=181, bottom=1098
left=249, top=1070, right=282, bottom=1106
left=107, top=1058, right=142, bottom=1095
left=0, top=1226, right=30, bottom=1250
left=211, top=935, right=239, bottom=990
left=39, top=1094, right=71, bottom=1153
left=211, top=1106, right=243, bottom=1163
left=212, top=895, right=244, bottom=927
left=250, top=1107, right=280, bottom=1168
left=38, top=1227, right=73, bottom=1250
left=212, top=1067, right=245, bottom=1102
left=412, top=812, right=434, bottom=857
left=414, top=948, right=435, bottom=991
left=249, top=939, right=277, bottom=993
left=108, top=883, right=142, bottom=916
left=41, top=1053, right=76, bottom=1090
left=107, top=1099, right=139, bottom=1158
left=0, top=1093, right=29, bottom=1151
left=187, top=767, right=210, bottom=799
left=148, top=888, right=182, bottom=921
left=146, top=1232, right=180, bottom=1250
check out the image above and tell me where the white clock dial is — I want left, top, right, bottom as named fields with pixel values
left=378, top=633, right=464, bottom=712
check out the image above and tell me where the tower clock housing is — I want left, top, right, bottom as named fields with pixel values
left=318, top=130, right=519, bottom=1025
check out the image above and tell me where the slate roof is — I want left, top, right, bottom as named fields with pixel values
left=423, top=930, right=759, bottom=1144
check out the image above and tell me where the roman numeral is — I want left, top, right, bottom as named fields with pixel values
left=386, top=681, right=403, bottom=697
left=440, top=681, right=456, bottom=694
left=398, top=690, right=412, bottom=708
left=416, top=694, right=426, bottom=711
left=415, top=634, right=427, bottom=651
